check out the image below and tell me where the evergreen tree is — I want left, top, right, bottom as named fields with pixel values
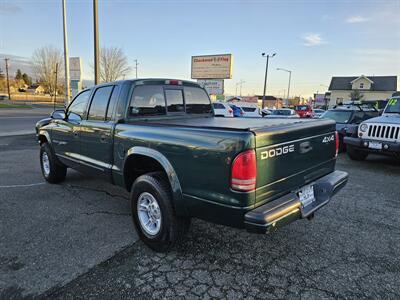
left=15, top=69, right=22, bottom=80
left=22, top=73, right=32, bottom=86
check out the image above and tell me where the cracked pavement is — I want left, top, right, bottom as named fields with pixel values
left=1, top=135, right=400, bottom=299
left=0, top=135, right=137, bottom=298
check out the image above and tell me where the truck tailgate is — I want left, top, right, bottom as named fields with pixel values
left=253, top=119, right=337, bottom=204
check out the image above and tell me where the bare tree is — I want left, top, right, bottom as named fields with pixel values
left=31, top=46, right=64, bottom=94
left=100, top=46, right=131, bottom=82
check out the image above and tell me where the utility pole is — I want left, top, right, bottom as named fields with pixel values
left=134, top=59, right=139, bottom=78
left=54, top=63, right=59, bottom=110
left=4, top=58, right=11, bottom=100
left=262, top=52, right=276, bottom=109
left=62, top=0, right=71, bottom=104
left=239, top=80, right=245, bottom=97
left=93, top=0, right=100, bottom=84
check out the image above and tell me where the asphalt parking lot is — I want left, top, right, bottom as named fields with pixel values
left=1, top=134, right=399, bottom=299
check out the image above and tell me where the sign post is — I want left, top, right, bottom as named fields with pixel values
left=69, top=57, right=83, bottom=98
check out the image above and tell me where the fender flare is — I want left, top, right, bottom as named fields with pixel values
left=38, top=130, right=52, bottom=145
left=124, top=146, right=187, bottom=216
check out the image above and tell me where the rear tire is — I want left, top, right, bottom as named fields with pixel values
left=40, top=143, right=67, bottom=183
left=131, top=172, right=190, bottom=252
left=347, top=145, right=368, bottom=161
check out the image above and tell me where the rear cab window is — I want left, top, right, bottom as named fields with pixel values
left=128, top=83, right=212, bottom=118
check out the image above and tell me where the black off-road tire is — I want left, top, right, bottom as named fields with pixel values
left=131, top=172, right=190, bottom=252
left=40, top=143, right=67, bottom=183
left=347, top=145, right=368, bottom=161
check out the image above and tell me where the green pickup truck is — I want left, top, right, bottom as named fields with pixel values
left=36, top=79, right=348, bottom=251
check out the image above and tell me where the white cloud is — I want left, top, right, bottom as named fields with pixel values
left=346, top=15, right=370, bottom=23
left=302, top=33, right=325, bottom=46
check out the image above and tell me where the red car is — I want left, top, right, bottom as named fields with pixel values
left=295, top=105, right=314, bottom=118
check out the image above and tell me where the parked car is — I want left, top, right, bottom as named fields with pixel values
left=344, top=96, right=400, bottom=160
left=313, top=109, right=325, bottom=118
left=0, top=95, right=8, bottom=101
left=233, top=102, right=262, bottom=118
left=261, top=108, right=272, bottom=116
left=295, top=105, right=314, bottom=118
left=212, top=102, right=233, bottom=117
left=229, top=104, right=244, bottom=117
left=266, top=108, right=300, bottom=118
left=36, top=79, right=348, bottom=251
left=320, top=104, right=379, bottom=151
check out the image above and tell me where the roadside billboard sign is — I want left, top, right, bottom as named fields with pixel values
left=197, top=79, right=224, bottom=95
left=69, top=57, right=82, bottom=81
left=191, top=54, right=232, bottom=79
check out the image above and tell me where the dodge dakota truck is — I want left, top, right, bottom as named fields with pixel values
left=36, top=79, right=348, bottom=251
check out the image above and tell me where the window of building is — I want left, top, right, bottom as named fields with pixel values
left=359, top=83, right=364, bottom=89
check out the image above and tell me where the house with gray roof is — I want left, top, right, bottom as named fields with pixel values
left=328, top=75, right=397, bottom=107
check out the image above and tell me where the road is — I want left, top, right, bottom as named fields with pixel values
left=0, top=134, right=399, bottom=299
left=0, top=107, right=52, bottom=137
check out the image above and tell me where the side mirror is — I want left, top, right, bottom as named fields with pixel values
left=51, top=109, right=66, bottom=120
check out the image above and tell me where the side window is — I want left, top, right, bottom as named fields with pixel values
left=87, top=86, right=114, bottom=121
left=106, top=85, right=120, bottom=121
left=68, top=90, right=91, bottom=121
left=129, top=85, right=166, bottom=116
left=165, top=89, right=184, bottom=113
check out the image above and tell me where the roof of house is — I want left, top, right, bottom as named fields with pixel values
left=255, top=95, right=277, bottom=100
left=329, top=76, right=397, bottom=91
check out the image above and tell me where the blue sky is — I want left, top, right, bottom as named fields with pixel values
left=1, top=0, right=399, bottom=97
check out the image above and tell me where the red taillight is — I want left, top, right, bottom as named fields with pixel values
left=231, top=150, right=256, bottom=192
left=335, top=131, right=339, bottom=157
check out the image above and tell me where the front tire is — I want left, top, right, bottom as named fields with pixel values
left=131, top=172, right=190, bottom=252
left=347, top=145, right=368, bottom=161
left=40, top=143, right=67, bottom=183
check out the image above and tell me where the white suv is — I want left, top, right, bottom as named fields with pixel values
left=234, top=102, right=261, bottom=118
left=344, top=96, right=400, bottom=160
left=212, top=102, right=233, bottom=117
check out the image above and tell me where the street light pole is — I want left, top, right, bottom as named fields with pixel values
left=62, top=0, right=71, bottom=104
left=276, top=68, right=292, bottom=107
left=262, top=52, right=276, bottom=109
left=93, top=0, right=100, bottom=84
